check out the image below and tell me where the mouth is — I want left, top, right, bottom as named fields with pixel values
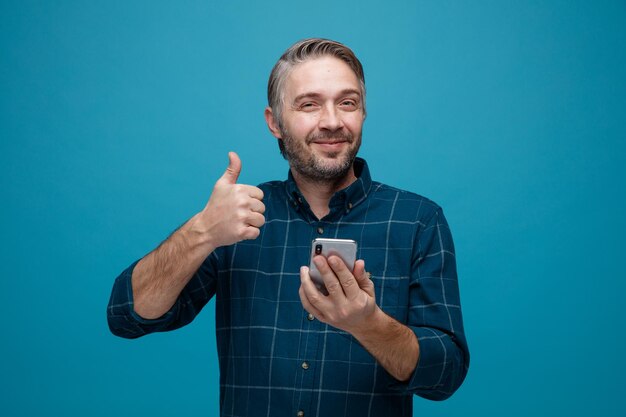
left=311, top=140, right=348, bottom=152
left=306, top=131, right=354, bottom=154
left=311, top=138, right=348, bottom=144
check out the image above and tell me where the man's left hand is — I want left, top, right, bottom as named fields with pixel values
left=299, top=255, right=377, bottom=334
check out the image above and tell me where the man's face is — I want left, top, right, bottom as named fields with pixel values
left=277, top=56, right=365, bottom=182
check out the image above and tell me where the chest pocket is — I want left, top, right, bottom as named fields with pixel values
left=370, top=268, right=406, bottom=322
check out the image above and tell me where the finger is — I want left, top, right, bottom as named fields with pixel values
left=219, top=151, right=242, bottom=184
left=352, top=260, right=366, bottom=285
left=249, top=199, right=266, bottom=215
left=246, top=212, right=265, bottom=228
left=300, top=266, right=331, bottom=313
left=353, top=260, right=375, bottom=297
left=327, top=255, right=360, bottom=301
left=241, top=225, right=260, bottom=240
left=313, top=256, right=346, bottom=300
left=248, top=185, right=263, bottom=200
left=299, top=284, right=325, bottom=321
left=234, top=184, right=264, bottom=200
left=244, top=185, right=264, bottom=201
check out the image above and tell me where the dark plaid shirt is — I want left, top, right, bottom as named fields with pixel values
left=108, top=158, right=469, bottom=417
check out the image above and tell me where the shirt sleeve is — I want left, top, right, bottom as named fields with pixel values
left=106, top=253, right=219, bottom=339
left=392, top=207, right=470, bottom=400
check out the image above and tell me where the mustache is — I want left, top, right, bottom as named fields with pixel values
left=306, top=131, right=354, bottom=144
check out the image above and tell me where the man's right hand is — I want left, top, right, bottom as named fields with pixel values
left=132, top=151, right=264, bottom=319
left=193, top=151, right=265, bottom=248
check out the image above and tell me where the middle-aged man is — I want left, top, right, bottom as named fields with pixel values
left=108, top=38, right=469, bottom=416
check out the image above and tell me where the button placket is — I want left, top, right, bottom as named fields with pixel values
left=296, top=305, right=318, bottom=414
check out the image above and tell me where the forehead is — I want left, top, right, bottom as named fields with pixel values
left=284, top=56, right=361, bottom=100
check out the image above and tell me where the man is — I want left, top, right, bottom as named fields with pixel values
left=108, top=38, right=469, bottom=416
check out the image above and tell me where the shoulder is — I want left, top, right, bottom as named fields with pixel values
left=368, top=181, right=443, bottom=223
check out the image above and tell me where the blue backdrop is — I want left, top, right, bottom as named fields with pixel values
left=2, top=1, right=625, bottom=416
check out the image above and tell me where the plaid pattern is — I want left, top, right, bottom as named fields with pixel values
left=108, top=158, right=469, bottom=417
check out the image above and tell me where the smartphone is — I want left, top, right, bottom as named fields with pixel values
left=309, top=238, right=357, bottom=291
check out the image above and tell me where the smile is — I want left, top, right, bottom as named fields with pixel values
left=312, top=141, right=348, bottom=151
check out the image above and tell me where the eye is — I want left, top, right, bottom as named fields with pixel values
left=339, top=99, right=358, bottom=110
left=299, top=102, right=319, bottom=111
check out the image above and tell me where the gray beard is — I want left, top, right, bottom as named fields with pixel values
left=281, top=129, right=361, bottom=182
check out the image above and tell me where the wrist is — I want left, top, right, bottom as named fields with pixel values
left=183, top=212, right=218, bottom=253
left=350, top=305, right=387, bottom=342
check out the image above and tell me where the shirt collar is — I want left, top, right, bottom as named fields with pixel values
left=285, top=157, right=373, bottom=217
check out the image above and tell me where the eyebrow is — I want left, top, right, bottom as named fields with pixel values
left=292, top=89, right=362, bottom=104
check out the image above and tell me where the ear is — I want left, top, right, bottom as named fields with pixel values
left=264, top=107, right=283, bottom=139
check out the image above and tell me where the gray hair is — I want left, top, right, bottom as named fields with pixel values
left=267, top=38, right=366, bottom=154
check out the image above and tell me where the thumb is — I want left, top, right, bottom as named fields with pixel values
left=220, top=151, right=242, bottom=184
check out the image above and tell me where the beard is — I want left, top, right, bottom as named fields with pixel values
left=280, top=128, right=361, bottom=182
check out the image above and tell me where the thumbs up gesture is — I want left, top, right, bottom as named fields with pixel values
left=197, top=152, right=265, bottom=248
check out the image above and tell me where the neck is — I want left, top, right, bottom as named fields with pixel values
left=291, top=166, right=357, bottom=220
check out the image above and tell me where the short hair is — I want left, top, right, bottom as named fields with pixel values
left=267, top=38, right=366, bottom=142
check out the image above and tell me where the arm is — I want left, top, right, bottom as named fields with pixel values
left=351, top=307, right=420, bottom=382
left=130, top=214, right=218, bottom=320
left=403, top=208, right=469, bottom=399
left=107, top=152, right=265, bottom=332
left=298, top=208, right=469, bottom=398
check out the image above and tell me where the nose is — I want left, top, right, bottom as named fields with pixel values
left=318, top=104, right=344, bottom=131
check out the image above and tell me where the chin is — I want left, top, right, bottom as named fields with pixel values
left=315, top=152, right=348, bottom=166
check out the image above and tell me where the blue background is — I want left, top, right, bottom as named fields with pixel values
left=2, top=1, right=625, bottom=416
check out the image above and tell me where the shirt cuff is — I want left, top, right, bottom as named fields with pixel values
left=107, top=260, right=179, bottom=337
left=387, top=326, right=458, bottom=400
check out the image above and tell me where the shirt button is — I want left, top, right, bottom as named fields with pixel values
left=307, top=313, right=314, bottom=321
left=301, top=361, right=309, bottom=370
left=317, top=227, right=324, bottom=235
left=297, top=411, right=305, bottom=417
